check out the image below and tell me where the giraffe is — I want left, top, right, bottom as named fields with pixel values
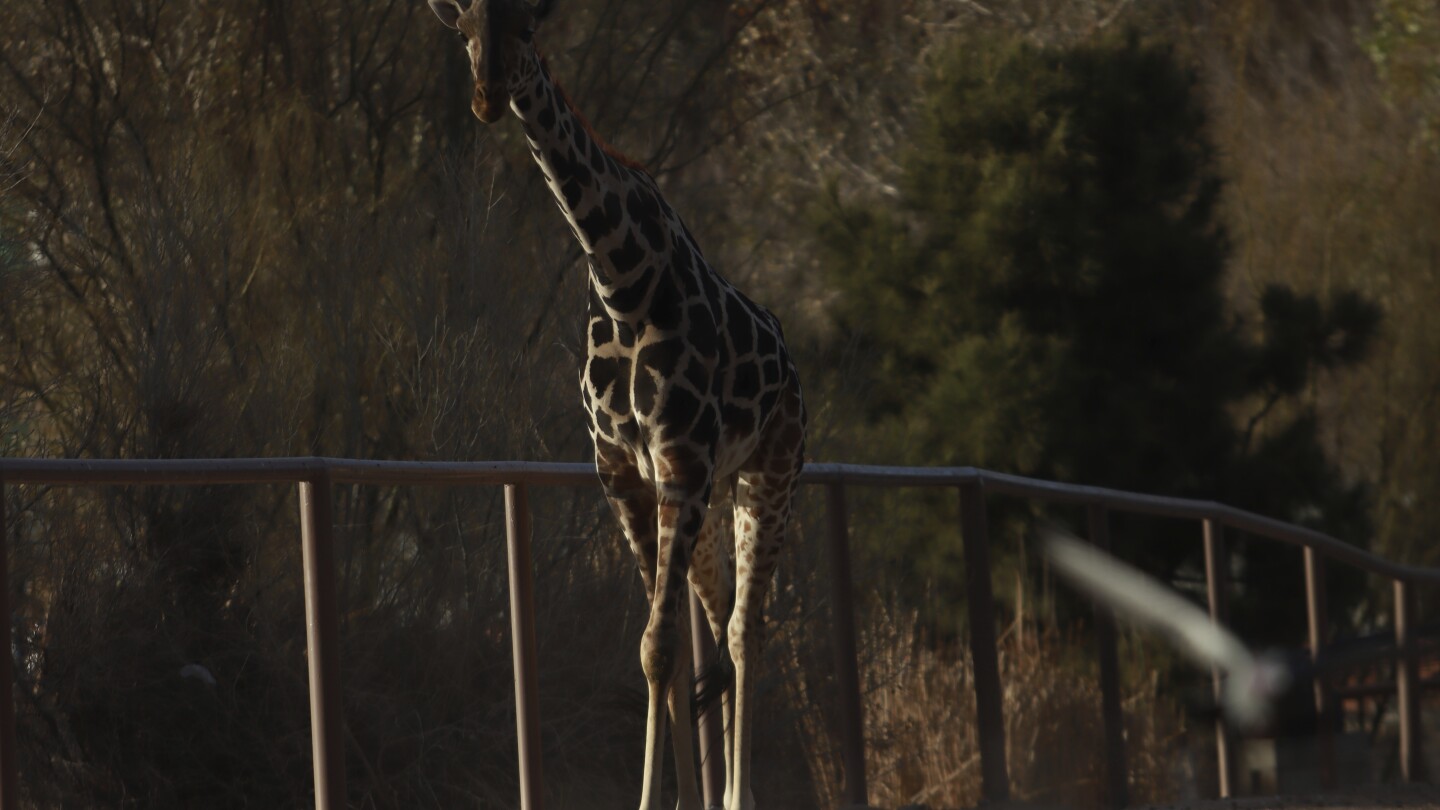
left=426, top=2, right=807, bottom=809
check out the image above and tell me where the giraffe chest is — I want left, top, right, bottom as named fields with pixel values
left=580, top=287, right=790, bottom=483
left=581, top=323, right=721, bottom=481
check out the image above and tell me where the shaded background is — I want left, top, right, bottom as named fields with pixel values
left=1, top=0, right=1438, bottom=806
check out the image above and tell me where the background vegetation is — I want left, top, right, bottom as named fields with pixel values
left=1, top=0, right=1437, bottom=807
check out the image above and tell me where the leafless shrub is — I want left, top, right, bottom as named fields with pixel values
left=0, top=0, right=878, bottom=803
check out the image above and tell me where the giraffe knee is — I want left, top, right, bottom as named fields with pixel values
left=726, top=611, right=760, bottom=669
left=640, top=625, right=679, bottom=685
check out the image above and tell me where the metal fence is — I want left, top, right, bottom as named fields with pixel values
left=0, top=456, right=1436, bottom=809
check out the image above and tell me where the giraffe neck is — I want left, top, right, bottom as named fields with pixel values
left=507, top=46, right=685, bottom=315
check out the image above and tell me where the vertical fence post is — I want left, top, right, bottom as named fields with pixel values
left=0, top=477, right=17, bottom=810
left=505, top=484, right=545, bottom=810
left=1087, top=505, right=1128, bottom=809
left=1394, top=578, right=1423, bottom=783
left=1303, top=547, right=1335, bottom=788
left=824, top=483, right=869, bottom=809
left=298, top=470, right=347, bottom=810
left=689, top=587, right=724, bottom=810
left=958, top=482, right=1009, bottom=803
left=1202, top=518, right=1233, bottom=798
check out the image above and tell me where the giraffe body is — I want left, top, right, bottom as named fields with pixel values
left=429, top=3, right=807, bottom=809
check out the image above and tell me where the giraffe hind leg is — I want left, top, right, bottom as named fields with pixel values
left=689, top=479, right=736, bottom=717
left=685, top=485, right=737, bottom=809
left=726, top=392, right=805, bottom=810
left=724, top=486, right=790, bottom=810
left=668, top=612, right=705, bottom=810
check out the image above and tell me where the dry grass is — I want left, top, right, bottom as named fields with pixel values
left=816, top=607, right=1186, bottom=810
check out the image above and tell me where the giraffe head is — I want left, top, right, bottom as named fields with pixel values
left=429, top=0, right=553, bottom=123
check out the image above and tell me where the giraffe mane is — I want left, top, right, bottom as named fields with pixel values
left=536, top=50, right=648, bottom=173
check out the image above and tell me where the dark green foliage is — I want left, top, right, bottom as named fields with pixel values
left=816, top=31, right=1378, bottom=641
left=1252, top=286, right=1383, bottom=396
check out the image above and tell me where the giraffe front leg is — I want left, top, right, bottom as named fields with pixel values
left=639, top=493, right=709, bottom=810
left=597, top=444, right=660, bottom=602
left=636, top=534, right=677, bottom=810
left=595, top=444, right=671, bottom=810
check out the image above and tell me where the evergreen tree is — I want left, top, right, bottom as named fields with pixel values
left=816, top=32, right=1379, bottom=641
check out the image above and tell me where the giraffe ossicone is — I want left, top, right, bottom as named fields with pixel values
left=429, top=2, right=807, bottom=809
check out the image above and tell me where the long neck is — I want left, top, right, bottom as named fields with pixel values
left=507, top=47, right=671, bottom=300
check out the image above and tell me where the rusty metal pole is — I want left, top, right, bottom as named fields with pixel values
left=0, top=478, right=17, bottom=810
left=505, top=484, right=545, bottom=810
left=959, top=482, right=1010, bottom=803
left=1087, top=505, right=1128, bottom=809
left=824, top=483, right=869, bottom=809
left=1394, top=578, right=1423, bottom=783
left=1303, top=547, right=1335, bottom=789
left=298, top=471, right=347, bottom=810
left=689, top=586, right=724, bottom=810
left=1202, top=518, right=1233, bottom=799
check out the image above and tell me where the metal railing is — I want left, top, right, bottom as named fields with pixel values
left=0, top=456, right=1435, bottom=809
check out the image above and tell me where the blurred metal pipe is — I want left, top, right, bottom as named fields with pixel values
left=299, top=471, right=347, bottom=810
left=0, top=478, right=17, bottom=810
left=1087, top=505, right=1128, bottom=809
left=506, top=484, right=545, bottom=810
left=1395, top=578, right=1423, bottom=782
left=959, top=482, right=1009, bottom=803
left=1305, top=547, right=1336, bottom=789
left=825, top=483, right=869, bottom=808
left=1203, top=519, right=1233, bottom=799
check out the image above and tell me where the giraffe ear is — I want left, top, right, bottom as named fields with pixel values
left=528, top=0, right=554, bottom=23
left=428, top=0, right=463, bottom=29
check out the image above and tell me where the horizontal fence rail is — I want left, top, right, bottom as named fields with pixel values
left=1, top=456, right=1438, bottom=808
left=6, top=458, right=1435, bottom=579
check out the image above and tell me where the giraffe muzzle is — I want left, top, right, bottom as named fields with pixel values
left=472, top=91, right=505, bottom=124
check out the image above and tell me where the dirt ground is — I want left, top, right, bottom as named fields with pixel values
left=1138, top=785, right=1440, bottom=809
left=973, top=786, right=1440, bottom=810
